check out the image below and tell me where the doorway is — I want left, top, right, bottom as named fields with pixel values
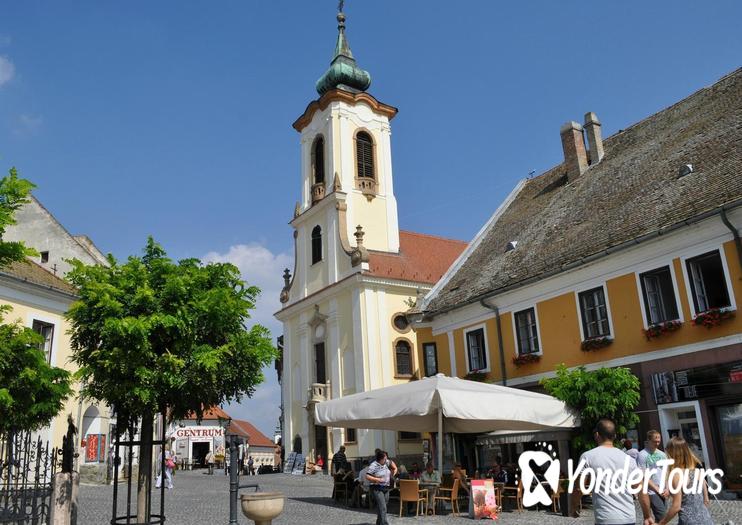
left=715, top=403, right=742, bottom=490
left=192, top=442, right=210, bottom=468
left=314, top=424, right=327, bottom=471
left=658, top=400, right=710, bottom=467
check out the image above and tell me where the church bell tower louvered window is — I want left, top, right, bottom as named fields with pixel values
left=355, top=131, right=375, bottom=180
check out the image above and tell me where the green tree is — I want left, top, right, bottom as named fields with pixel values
left=541, top=365, right=640, bottom=454
left=0, top=166, right=72, bottom=434
left=66, top=237, right=276, bottom=522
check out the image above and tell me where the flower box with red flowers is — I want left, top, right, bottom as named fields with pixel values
left=512, top=353, right=541, bottom=367
left=580, top=336, right=613, bottom=352
left=643, top=320, right=683, bottom=340
left=464, top=370, right=488, bottom=382
left=692, top=308, right=735, bottom=329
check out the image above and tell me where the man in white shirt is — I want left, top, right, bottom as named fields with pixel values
left=571, top=419, right=653, bottom=525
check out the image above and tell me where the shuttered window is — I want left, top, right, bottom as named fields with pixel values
left=686, top=250, right=731, bottom=313
left=313, top=136, right=325, bottom=184
left=466, top=328, right=487, bottom=371
left=355, top=131, right=375, bottom=179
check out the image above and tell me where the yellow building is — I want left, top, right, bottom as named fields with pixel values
left=3, top=195, right=112, bottom=482
left=275, top=8, right=465, bottom=468
left=414, top=69, right=742, bottom=487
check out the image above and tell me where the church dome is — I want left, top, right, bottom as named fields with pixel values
left=315, top=11, right=371, bottom=96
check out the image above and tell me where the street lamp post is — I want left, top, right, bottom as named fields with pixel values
left=227, top=420, right=242, bottom=525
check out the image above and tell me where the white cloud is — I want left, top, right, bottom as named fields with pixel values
left=13, top=114, right=43, bottom=137
left=0, top=56, right=15, bottom=87
left=203, top=243, right=292, bottom=438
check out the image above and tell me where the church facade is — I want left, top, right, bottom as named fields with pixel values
left=275, top=9, right=466, bottom=469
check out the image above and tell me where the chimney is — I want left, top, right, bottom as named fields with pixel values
left=584, top=112, right=604, bottom=164
left=560, top=121, right=588, bottom=179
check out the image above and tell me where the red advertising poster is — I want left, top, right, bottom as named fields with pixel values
left=470, top=479, right=498, bottom=520
left=86, top=434, right=99, bottom=462
left=85, top=434, right=106, bottom=462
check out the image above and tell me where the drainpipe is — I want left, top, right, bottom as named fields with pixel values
left=479, top=299, right=507, bottom=386
left=720, top=209, right=742, bottom=274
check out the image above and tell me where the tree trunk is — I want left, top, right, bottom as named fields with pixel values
left=137, top=414, right=153, bottom=524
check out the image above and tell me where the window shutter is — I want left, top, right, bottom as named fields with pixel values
left=356, top=132, right=374, bottom=179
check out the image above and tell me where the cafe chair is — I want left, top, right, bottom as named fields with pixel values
left=433, top=478, right=461, bottom=515
left=398, top=479, right=428, bottom=517
left=332, top=480, right=349, bottom=505
left=501, top=480, right=523, bottom=512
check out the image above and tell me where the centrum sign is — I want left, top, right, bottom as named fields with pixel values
left=173, top=427, right=224, bottom=439
left=518, top=450, right=724, bottom=508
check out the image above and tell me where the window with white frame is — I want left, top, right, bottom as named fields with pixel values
left=639, top=267, right=679, bottom=325
left=686, top=250, right=731, bottom=314
left=32, top=320, right=54, bottom=363
left=578, top=287, right=611, bottom=338
left=514, top=308, right=540, bottom=355
left=465, top=328, right=487, bottom=372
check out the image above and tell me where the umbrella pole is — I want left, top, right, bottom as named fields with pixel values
left=437, top=407, right=443, bottom=472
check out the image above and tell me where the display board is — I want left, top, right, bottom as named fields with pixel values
left=470, top=479, right=498, bottom=520
left=283, top=452, right=306, bottom=475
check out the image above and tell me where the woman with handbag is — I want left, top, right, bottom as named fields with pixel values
left=156, top=445, right=177, bottom=490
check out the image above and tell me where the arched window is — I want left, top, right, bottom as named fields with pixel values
left=394, top=340, right=412, bottom=377
left=312, top=136, right=325, bottom=185
left=311, top=225, right=322, bottom=264
left=355, top=131, right=375, bottom=180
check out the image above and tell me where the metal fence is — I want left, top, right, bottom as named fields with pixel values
left=0, top=432, right=58, bottom=525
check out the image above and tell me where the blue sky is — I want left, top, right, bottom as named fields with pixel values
left=2, top=1, right=741, bottom=438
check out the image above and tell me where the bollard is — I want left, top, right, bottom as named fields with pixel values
left=50, top=471, right=79, bottom=525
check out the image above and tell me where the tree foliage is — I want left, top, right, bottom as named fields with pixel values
left=0, top=308, right=73, bottom=433
left=541, top=365, right=641, bottom=454
left=0, top=167, right=38, bottom=265
left=0, top=166, right=72, bottom=433
left=66, top=237, right=277, bottom=429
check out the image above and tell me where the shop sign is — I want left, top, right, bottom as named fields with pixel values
left=173, top=427, right=224, bottom=439
left=651, top=360, right=742, bottom=404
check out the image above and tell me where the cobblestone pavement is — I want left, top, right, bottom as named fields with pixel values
left=79, top=470, right=742, bottom=525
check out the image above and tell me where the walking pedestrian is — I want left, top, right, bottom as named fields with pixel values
left=638, top=429, right=669, bottom=522
left=155, top=446, right=176, bottom=490
left=656, top=436, right=712, bottom=525
left=247, top=455, right=254, bottom=476
left=366, top=450, right=392, bottom=525
left=206, top=449, right=215, bottom=475
left=570, top=418, right=653, bottom=525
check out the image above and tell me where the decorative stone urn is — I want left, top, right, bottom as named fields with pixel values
left=240, top=492, right=285, bottom=525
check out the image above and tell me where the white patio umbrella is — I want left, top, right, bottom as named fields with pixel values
left=314, top=374, right=578, bottom=470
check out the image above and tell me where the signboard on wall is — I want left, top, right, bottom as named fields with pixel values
left=652, top=360, right=742, bottom=404
left=173, top=427, right=224, bottom=439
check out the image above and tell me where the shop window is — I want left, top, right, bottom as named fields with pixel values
left=399, top=431, right=421, bottom=441
left=465, top=328, right=487, bottom=372
left=514, top=308, right=540, bottom=355
left=686, top=250, right=731, bottom=314
left=640, top=267, right=680, bottom=325
left=394, top=340, right=412, bottom=377
left=578, top=286, right=611, bottom=338
left=32, top=320, right=54, bottom=363
left=345, top=428, right=357, bottom=443
left=311, top=225, right=322, bottom=264
left=423, top=342, right=438, bottom=377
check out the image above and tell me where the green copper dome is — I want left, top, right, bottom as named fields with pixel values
left=315, top=11, right=371, bottom=96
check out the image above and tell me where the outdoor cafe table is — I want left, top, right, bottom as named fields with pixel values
left=419, top=481, right=439, bottom=513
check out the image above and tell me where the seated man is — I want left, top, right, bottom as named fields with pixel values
left=420, top=461, right=441, bottom=514
left=409, top=462, right=421, bottom=480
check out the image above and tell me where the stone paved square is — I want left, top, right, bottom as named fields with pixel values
left=78, top=471, right=741, bottom=525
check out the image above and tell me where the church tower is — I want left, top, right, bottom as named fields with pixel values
left=276, top=5, right=466, bottom=470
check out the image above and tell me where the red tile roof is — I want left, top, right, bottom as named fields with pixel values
left=183, top=406, right=231, bottom=421
left=366, top=231, right=467, bottom=285
left=229, top=419, right=275, bottom=448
